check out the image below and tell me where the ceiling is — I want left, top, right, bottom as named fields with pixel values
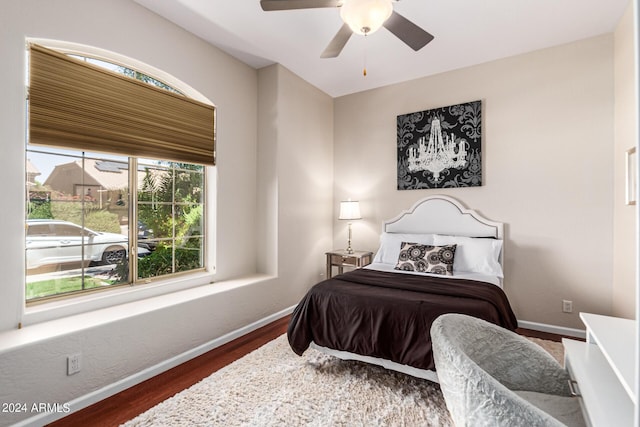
left=134, top=0, right=630, bottom=98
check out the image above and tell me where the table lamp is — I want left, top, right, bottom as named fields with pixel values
left=339, top=200, right=362, bottom=254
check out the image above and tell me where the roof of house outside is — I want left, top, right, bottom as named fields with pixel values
left=45, top=158, right=169, bottom=191
left=26, top=159, right=41, bottom=176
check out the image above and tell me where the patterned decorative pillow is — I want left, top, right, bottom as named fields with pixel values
left=394, top=242, right=457, bottom=275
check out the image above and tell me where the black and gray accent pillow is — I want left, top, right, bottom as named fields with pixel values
left=394, top=242, right=457, bottom=275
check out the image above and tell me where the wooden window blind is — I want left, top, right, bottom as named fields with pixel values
left=28, top=44, right=216, bottom=166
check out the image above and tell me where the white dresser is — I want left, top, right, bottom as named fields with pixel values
left=563, top=313, right=637, bottom=426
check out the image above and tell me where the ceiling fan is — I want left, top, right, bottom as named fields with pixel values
left=260, top=0, right=434, bottom=58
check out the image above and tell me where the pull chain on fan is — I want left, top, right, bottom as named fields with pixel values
left=260, top=0, right=435, bottom=58
left=363, top=32, right=368, bottom=76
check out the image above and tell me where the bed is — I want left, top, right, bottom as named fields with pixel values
left=287, top=195, right=517, bottom=383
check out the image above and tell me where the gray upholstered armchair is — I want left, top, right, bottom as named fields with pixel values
left=431, top=313, right=585, bottom=427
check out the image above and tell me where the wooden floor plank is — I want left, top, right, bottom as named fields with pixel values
left=48, top=316, right=290, bottom=427
left=48, top=317, right=568, bottom=426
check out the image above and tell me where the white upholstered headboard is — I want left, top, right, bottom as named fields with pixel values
left=384, top=195, right=503, bottom=240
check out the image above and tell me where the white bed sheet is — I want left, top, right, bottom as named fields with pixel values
left=364, top=262, right=502, bottom=288
left=310, top=342, right=439, bottom=383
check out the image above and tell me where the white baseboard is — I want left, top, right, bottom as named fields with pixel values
left=16, top=309, right=583, bottom=427
left=14, top=305, right=296, bottom=427
left=518, top=319, right=586, bottom=340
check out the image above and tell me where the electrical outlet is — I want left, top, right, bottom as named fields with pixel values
left=562, top=300, right=573, bottom=313
left=67, top=353, right=82, bottom=375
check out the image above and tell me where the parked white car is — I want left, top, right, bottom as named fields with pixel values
left=26, top=219, right=146, bottom=270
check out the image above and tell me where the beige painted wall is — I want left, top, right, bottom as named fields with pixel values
left=333, top=35, right=615, bottom=329
left=613, top=1, right=638, bottom=319
left=0, top=0, right=261, bottom=331
left=0, top=1, right=333, bottom=425
left=257, top=63, right=335, bottom=300
left=0, top=0, right=631, bottom=423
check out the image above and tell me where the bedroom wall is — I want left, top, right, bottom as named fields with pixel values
left=333, top=35, right=615, bottom=330
left=0, top=0, right=259, bottom=330
left=0, top=1, right=332, bottom=425
left=257, top=63, right=335, bottom=303
left=612, top=1, right=638, bottom=320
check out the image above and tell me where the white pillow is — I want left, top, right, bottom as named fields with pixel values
left=432, top=234, right=503, bottom=278
left=373, top=233, right=436, bottom=265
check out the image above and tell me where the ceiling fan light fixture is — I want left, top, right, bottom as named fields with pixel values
left=340, top=0, right=393, bottom=35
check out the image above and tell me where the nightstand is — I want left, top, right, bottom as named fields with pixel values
left=325, top=250, right=373, bottom=278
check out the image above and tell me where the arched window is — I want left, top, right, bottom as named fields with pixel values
left=25, top=42, right=215, bottom=302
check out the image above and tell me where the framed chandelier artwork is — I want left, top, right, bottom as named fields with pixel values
left=397, top=100, right=482, bottom=190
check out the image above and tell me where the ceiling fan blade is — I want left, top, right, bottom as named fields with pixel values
left=383, top=10, right=434, bottom=51
left=260, top=0, right=342, bottom=11
left=320, top=23, right=352, bottom=58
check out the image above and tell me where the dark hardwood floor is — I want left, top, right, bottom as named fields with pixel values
left=48, top=316, right=290, bottom=427
left=48, top=316, right=568, bottom=427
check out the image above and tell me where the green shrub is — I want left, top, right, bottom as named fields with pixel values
left=137, top=246, right=202, bottom=279
left=50, top=200, right=85, bottom=224
left=27, top=201, right=53, bottom=219
left=49, top=201, right=121, bottom=233
left=84, top=210, right=121, bottom=234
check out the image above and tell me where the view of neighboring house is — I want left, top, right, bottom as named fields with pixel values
left=25, top=159, right=41, bottom=187
left=26, top=158, right=51, bottom=207
left=44, top=159, right=129, bottom=208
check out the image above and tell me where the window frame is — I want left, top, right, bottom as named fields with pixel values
left=23, top=39, right=217, bottom=313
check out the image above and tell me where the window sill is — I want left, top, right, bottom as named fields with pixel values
left=0, top=273, right=274, bottom=355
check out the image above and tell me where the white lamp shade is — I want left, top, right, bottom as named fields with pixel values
left=340, top=0, right=393, bottom=35
left=339, top=200, right=362, bottom=220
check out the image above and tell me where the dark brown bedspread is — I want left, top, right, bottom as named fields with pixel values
left=287, top=268, right=517, bottom=371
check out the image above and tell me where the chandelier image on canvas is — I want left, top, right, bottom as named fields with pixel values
left=406, top=118, right=469, bottom=181
left=397, top=100, right=482, bottom=190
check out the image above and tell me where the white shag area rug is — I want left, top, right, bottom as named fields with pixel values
left=122, top=334, right=563, bottom=427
